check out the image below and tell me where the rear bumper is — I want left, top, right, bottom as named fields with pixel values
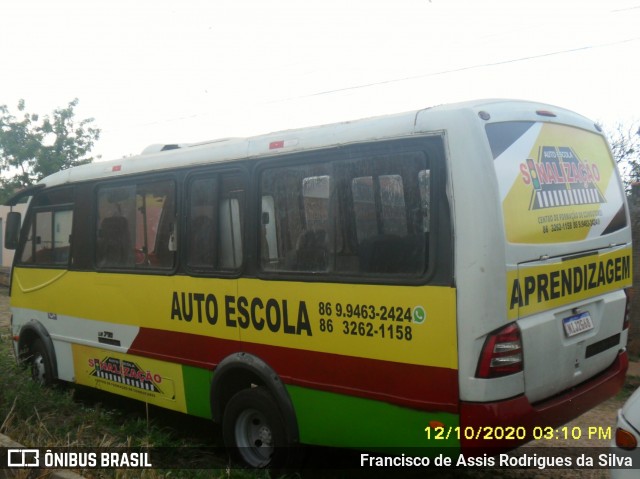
left=459, top=350, right=628, bottom=453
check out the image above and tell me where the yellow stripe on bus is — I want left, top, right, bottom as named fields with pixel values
left=11, top=270, right=458, bottom=369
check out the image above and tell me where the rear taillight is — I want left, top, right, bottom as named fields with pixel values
left=476, top=323, right=523, bottom=378
left=623, top=288, right=632, bottom=330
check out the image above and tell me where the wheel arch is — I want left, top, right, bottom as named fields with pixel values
left=17, top=319, right=59, bottom=379
left=210, top=352, right=299, bottom=445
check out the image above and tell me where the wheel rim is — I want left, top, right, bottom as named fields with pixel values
left=234, top=408, right=274, bottom=467
left=31, top=353, right=47, bottom=384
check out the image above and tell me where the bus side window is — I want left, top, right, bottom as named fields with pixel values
left=219, top=174, right=245, bottom=271
left=135, top=181, right=176, bottom=267
left=22, top=211, right=51, bottom=264
left=96, top=180, right=176, bottom=270
left=96, top=185, right=135, bottom=268
left=97, top=215, right=132, bottom=267
left=53, top=210, right=73, bottom=263
left=187, top=177, right=217, bottom=269
left=218, top=197, right=242, bottom=269
left=419, top=169, right=430, bottom=233
left=186, top=173, right=244, bottom=273
left=259, top=151, right=429, bottom=277
left=339, top=153, right=429, bottom=276
left=261, top=196, right=278, bottom=266
left=260, top=164, right=331, bottom=272
left=18, top=188, right=74, bottom=267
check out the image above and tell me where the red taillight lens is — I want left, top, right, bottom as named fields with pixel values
left=616, top=427, right=638, bottom=450
left=476, top=323, right=523, bottom=378
left=623, top=288, right=632, bottom=330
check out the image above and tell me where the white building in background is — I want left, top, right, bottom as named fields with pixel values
left=0, top=203, right=26, bottom=267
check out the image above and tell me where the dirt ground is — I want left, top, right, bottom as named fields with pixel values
left=0, top=286, right=636, bottom=478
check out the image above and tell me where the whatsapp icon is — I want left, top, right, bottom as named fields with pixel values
left=412, top=306, right=426, bottom=324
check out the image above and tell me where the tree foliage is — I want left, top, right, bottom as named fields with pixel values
left=0, top=99, right=100, bottom=202
left=603, top=120, right=640, bottom=191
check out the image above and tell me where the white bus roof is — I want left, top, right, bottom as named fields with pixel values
left=39, top=99, right=598, bottom=188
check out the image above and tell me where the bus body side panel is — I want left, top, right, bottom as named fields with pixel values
left=234, top=279, right=458, bottom=449
left=285, top=385, right=460, bottom=449
left=9, top=269, right=239, bottom=416
left=10, top=267, right=461, bottom=449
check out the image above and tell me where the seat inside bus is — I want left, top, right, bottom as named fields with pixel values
left=97, top=216, right=133, bottom=267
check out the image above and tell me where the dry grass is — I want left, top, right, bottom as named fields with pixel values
left=0, top=331, right=268, bottom=479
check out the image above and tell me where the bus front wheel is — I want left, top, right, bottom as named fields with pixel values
left=222, top=387, right=290, bottom=468
left=29, top=339, right=55, bottom=386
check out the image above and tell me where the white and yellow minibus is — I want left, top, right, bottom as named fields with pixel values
left=4, top=99, right=632, bottom=467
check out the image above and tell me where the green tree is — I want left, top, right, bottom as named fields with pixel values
left=603, top=120, right=640, bottom=191
left=0, top=99, right=100, bottom=202
left=603, top=121, right=640, bottom=357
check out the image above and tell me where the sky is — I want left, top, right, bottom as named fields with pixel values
left=1, top=0, right=639, bottom=162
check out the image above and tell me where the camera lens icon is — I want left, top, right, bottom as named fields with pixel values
left=7, top=449, right=40, bottom=468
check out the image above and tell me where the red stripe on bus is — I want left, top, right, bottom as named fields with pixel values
left=129, top=328, right=459, bottom=413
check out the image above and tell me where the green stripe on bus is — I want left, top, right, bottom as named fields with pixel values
left=182, top=365, right=213, bottom=419
left=287, top=385, right=460, bottom=450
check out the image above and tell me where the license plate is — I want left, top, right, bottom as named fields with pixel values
left=562, top=311, right=594, bottom=337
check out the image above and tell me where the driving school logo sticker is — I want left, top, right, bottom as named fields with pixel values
left=88, top=356, right=163, bottom=393
left=519, top=146, right=605, bottom=210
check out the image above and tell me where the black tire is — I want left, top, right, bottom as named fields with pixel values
left=222, top=387, right=291, bottom=468
left=29, top=339, right=55, bottom=386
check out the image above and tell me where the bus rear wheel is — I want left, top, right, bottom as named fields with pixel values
left=29, top=339, right=55, bottom=386
left=222, top=387, right=290, bottom=468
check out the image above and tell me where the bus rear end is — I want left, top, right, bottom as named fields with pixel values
left=448, top=102, right=632, bottom=452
